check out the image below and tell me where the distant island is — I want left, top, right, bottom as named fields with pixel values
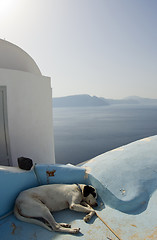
left=53, top=94, right=157, bottom=108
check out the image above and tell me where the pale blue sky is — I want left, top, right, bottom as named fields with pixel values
left=0, top=0, right=157, bottom=99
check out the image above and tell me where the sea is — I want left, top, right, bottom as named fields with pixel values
left=53, top=104, right=157, bottom=165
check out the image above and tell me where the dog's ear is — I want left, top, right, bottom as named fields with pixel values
left=83, top=185, right=96, bottom=197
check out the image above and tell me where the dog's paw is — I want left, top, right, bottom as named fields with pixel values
left=71, top=228, right=80, bottom=234
left=83, top=214, right=90, bottom=223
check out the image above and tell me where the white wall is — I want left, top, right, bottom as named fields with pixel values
left=0, top=39, right=41, bottom=75
left=0, top=68, right=55, bottom=166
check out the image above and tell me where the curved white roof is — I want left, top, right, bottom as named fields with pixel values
left=0, top=39, right=41, bottom=75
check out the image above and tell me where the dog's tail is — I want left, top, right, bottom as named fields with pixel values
left=14, top=204, right=52, bottom=231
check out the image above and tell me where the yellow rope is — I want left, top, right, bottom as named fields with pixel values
left=96, top=212, right=123, bottom=240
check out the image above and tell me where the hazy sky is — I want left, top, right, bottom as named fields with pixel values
left=0, top=0, right=157, bottom=99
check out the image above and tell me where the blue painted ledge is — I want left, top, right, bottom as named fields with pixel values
left=1, top=136, right=157, bottom=239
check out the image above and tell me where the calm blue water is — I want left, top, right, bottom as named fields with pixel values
left=53, top=104, right=157, bottom=165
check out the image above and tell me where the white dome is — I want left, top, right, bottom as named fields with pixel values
left=0, top=39, right=41, bottom=75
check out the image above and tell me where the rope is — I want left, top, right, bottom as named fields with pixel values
left=96, top=212, right=123, bottom=240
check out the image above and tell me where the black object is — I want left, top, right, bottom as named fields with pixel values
left=17, top=157, right=33, bottom=170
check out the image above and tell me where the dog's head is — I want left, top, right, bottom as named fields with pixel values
left=83, top=185, right=98, bottom=207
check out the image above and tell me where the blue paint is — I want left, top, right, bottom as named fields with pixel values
left=1, top=136, right=157, bottom=239
left=84, top=136, right=157, bottom=214
left=34, top=164, right=86, bottom=185
left=0, top=166, right=38, bottom=218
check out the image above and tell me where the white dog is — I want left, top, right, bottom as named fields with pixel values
left=14, top=184, right=98, bottom=234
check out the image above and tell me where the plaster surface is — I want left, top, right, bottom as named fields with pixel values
left=0, top=39, right=55, bottom=165
left=1, top=136, right=157, bottom=239
left=0, top=39, right=41, bottom=75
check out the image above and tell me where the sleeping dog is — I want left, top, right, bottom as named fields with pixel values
left=14, top=184, right=98, bottom=234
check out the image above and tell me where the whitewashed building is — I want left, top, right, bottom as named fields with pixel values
left=0, top=39, right=55, bottom=166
